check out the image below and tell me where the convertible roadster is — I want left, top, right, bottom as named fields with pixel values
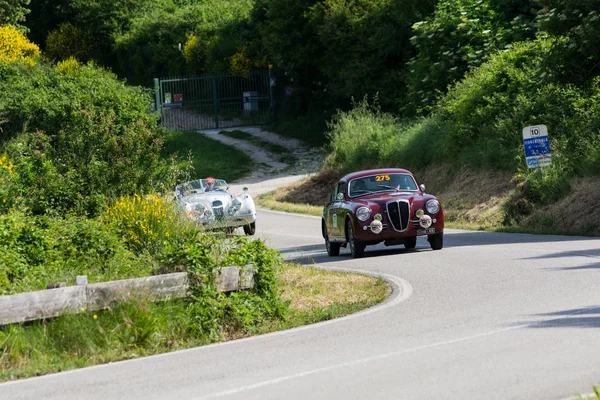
left=322, top=168, right=444, bottom=258
left=174, top=178, right=256, bottom=235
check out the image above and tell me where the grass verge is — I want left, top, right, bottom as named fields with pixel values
left=0, top=264, right=389, bottom=381
left=220, top=130, right=296, bottom=165
left=264, top=114, right=329, bottom=149
left=160, top=129, right=253, bottom=181
left=257, top=189, right=322, bottom=217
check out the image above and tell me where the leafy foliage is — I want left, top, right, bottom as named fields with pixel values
left=0, top=0, right=30, bottom=32
left=404, top=0, right=537, bottom=115
left=536, top=0, right=600, bottom=85
left=0, top=24, right=40, bottom=66
left=0, top=61, right=172, bottom=216
left=0, top=210, right=156, bottom=295
left=45, top=23, right=93, bottom=62
left=308, top=0, right=435, bottom=110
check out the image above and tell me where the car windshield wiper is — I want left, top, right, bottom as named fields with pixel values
left=377, top=184, right=400, bottom=190
left=351, top=189, right=372, bottom=195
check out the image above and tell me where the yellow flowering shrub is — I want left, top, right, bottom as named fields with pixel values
left=0, top=153, right=15, bottom=208
left=0, top=24, right=40, bottom=66
left=45, top=23, right=91, bottom=62
left=56, top=56, right=81, bottom=74
left=0, top=154, right=14, bottom=174
left=104, top=194, right=192, bottom=253
left=228, top=47, right=269, bottom=75
left=228, top=48, right=253, bottom=75
left=182, top=33, right=203, bottom=65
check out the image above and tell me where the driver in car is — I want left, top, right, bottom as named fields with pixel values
left=205, top=176, right=215, bottom=191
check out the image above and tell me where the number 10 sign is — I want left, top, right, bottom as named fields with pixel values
left=522, top=124, right=552, bottom=168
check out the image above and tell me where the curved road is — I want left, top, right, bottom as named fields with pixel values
left=1, top=208, right=599, bottom=399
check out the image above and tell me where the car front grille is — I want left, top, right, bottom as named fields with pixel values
left=212, top=200, right=224, bottom=220
left=386, top=200, right=410, bottom=232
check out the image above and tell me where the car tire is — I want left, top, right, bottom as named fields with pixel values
left=346, top=219, right=365, bottom=258
left=243, top=221, right=256, bottom=236
left=322, top=221, right=341, bottom=256
left=404, top=236, right=417, bottom=249
left=428, top=232, right=443, bottom=250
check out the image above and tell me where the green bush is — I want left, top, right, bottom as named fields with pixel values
left=0, top=210, right=156, bottom=295
left=161, top=234, right=286, bottom=339
left=0, top=61, right=175, bottom=216
left=45, top=23, right=93, bottom=62
left=436, top=36, right=600, bottom=173
left=403, top=0, right=537, bottom=116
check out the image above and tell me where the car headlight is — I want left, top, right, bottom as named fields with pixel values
left=356, top=206, right=371, bottom=222
left=229, top=198, right=242, bottom=216
left=425, top=199, right=440, bottom=215
left=194, top=203, right=206, bottom=217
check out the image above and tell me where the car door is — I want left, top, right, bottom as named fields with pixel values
left=331, top=181, right=347, bottom=239
left=324, top=186, right=336, bottom=238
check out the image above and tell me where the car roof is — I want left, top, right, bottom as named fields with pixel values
left=340, top=168, right=414, bottom=182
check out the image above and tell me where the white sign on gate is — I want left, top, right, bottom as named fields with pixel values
left=522, top=124, right=552, bottom=168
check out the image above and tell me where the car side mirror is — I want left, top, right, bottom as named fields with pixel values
left=420, top=184, right=426, bottom=192
left=336, top=192, right=345, bottom=201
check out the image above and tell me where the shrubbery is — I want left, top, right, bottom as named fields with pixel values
left=0, top=210, right=156, bottom=295
left=45, top=23, right=92, bottom=62
left=0, top=60, right=174, bottom=216
left=0, top=24, right=39, bottom=66
left=403, top=0, right=537, bottom=116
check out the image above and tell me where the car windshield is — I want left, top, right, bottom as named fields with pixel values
left=348, top=173, right=418, bottom=197
left=175, top=178, right=228, bottom=197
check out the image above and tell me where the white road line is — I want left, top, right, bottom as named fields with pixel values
left=260, top=230, right=322, bottom=239
left=195, top=305, right=600, bottom=399
left=258, top=207, right=321, bottom=219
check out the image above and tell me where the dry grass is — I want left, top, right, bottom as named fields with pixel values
left=278, top=264, right=390, bottom=311
left=519, top=177, right=600, bottom=235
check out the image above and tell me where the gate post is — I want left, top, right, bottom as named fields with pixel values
left=268, top=66, right=276, bottom=121
left=153, top=78, right=162, bottom=114
left=212, top=77, right=220, bottom=129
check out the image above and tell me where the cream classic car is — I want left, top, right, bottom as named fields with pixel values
left=174, top=178, right=256, bottom=235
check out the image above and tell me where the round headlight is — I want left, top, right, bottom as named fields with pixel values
left=425, top=200, right=440, bottom=215
left=370, top=220, right=383, bottom=234
left=415, top=209, right=424, bottom=218
left=229, top=198, right=242, bottom=215
left=356, top=206, right=371, bottom=222
left=373, top=214, right=382, bottom=221
left=419, top=214, right=433, bottom=228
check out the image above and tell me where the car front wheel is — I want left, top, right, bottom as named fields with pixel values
left=243, top=221, right=256, bottom=236
left=428, top=232, right=443, bottom=250
left=346, top=219, right=365, bottom=258
left=404, top=236, right=417, bottom=249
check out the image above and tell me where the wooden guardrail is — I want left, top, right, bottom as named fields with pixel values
left=0, top=266, right=255, bottom=326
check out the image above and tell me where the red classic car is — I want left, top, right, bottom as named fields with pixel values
left=321, top=168, right=444, bottom=258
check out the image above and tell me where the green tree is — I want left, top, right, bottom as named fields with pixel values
left=0, top=0, right=30, bottom=32
left=308, top=0, right=435, bottom=110
left=403, top=0, right=538, bottom=116
left=536, top=0, right=600, bottom=85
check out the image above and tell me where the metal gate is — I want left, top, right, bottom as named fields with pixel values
left=153, top=69, right=274, bottom=131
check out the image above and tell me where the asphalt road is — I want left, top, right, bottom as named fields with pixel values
left=1, top=208, right=599, bottom=400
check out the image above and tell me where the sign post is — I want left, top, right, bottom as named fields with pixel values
left=522, top=125, right=551, bottom=168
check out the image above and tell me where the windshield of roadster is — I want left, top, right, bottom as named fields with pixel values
left=175, top=178, right=228, bottom=197
left=348, top=174, right=418, bottom=198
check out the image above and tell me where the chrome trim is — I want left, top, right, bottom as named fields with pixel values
left=386, top=199, right=410, bottom=232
